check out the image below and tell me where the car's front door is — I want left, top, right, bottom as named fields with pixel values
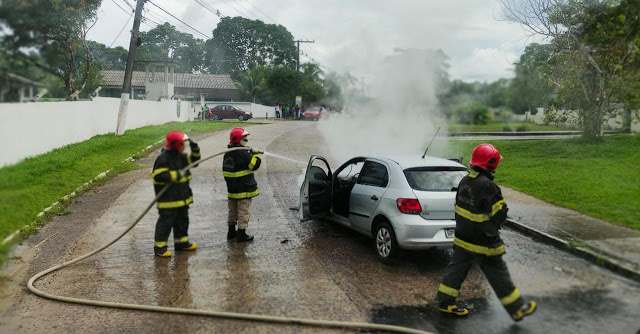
left=300, top=155, right=332, bottom=221
left=349, top=160, right=389, bottom=233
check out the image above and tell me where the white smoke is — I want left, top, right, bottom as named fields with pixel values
left=318, top=48, right=450, bottom=163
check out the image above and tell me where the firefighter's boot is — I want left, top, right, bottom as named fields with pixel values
left=227, top=225, right=238, bottom=239
left=154, top=246, right=172, bottom=258
left=237, top=229, right=254, bottom=243
left=175, top=242, right=197, bottom=251
left=439, top=303, right=469, bottom=316
left=511, top=300, right=537, bottom=322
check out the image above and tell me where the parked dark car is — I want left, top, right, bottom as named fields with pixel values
left=207, top=105, right=253, bottom=121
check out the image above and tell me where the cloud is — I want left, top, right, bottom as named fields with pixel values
left=87, top=0, right=533, bottom=82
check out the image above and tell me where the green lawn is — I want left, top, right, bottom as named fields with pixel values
left=0, top=121, right=245, bottom=242
left=448, top=121, right=573, bottom=133
left=448, top=135, right=640, bottom=230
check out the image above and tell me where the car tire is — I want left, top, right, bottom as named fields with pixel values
left=374, top=221, right=399, bottom=264
left=212, top=114, right=220, bottom=121
left=238, top=115, right=245, bottom=121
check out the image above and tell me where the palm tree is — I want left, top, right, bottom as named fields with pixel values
left=234, top=68, right=268, bottom=103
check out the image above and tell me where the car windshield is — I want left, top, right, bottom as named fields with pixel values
left=404, top=167, right=468, bottom=192
left=309, top=107, right=321, bottom=111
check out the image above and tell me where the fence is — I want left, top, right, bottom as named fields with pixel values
left=0, top=97, right=188, bottom=167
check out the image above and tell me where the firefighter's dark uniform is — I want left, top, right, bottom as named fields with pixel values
left=223, top=144, right=261, bottom=229
left=437, top=166, right=525, bottom=314
left=151, top=146, right=200, bottom=254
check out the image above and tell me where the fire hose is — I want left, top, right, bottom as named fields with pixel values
left=27, top=146, right=432, bottom=334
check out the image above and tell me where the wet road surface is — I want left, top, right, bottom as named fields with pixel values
left=1, top=121, right=639, bottom=333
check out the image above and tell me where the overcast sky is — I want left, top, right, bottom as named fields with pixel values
left=88, top=0, right=537, bottom=82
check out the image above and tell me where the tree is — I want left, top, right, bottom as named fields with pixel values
left=136, top=23, right=205, bottom=73
left=204, top=17, right=296, bottom=75
left=299, top=63, right=325, bottom=105
left=0, top=0, right=101, bottom=100
left=455, top=101, right=491, bottom=125
left=501, top=0, right=640, bottom=140
left=234, top=67, right=269, bottom=103
left=265, top=66, right=296, bottom=105
left=85, top=41, right=128, bottom=71
left=508, top=43, right=554, bottom=114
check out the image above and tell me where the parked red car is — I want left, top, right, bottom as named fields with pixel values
left=302, top=106, right=324, bottom=121
left=206, top=105, right=253, bottom=121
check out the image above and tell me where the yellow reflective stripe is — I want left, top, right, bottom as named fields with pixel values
left=454, top=237, right=505, bottom=256
left=248, top=154, right=259, bottom=169
left=176, top=175, right=192, bottom=183
left=500, top=288, right=521, bottom=306
left=227, top=189, right=259, bottom=199
left=169, top=170, right=178, bottom=182
left=152, top=168, right=169, bottom=177
left=490, top=199, right=506, bottom=217
left=154, top=181, right=167, bottom=185
left=223, top=170, right=254, bottom=178
left=187, top=154, right=192, bottom=165
left=157, top=196, right=193, bottom=209
left=455, top=205, right=490, bottom=222
left=191, top=151, right=201, bottom=158
left=154, top=241, right=167, bottom=248
left=438, top=283, right=459, bottom=297
left=468, top=171, right=479, bottom=178
left=174, top=236, right=189, bottom=244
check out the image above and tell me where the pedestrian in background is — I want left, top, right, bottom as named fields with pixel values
left=284, top=105, right=290, bottom=119
left=436, top=144, right=536, bottom=321
left=275, top=105, right=280, bottom=118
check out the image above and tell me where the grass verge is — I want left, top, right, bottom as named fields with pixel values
left=448, top=121, right=572, bottom=132
left=449, top=134, right=640, bottom=230
left=0, top=121, right=245, bottom=260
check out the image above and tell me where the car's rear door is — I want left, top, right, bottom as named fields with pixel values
left=299, top=155, right=332, bottom=221
left=349, top=160, right=389, bottom=232
left=404, top=167, right=468, bottom=220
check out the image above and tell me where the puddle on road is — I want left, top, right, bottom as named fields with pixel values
left=369, top=288, right=633, bottom=334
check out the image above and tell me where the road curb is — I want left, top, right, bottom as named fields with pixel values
left=505, top=219, right=640, bottom=283
left=448, top=130, right=621, bottom=137
left=1, top=140, right=164, bottom=246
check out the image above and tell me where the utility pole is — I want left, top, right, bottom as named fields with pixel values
left=116, top=0, right=146, bottom=136
left=294, top=39, right=314, bottom=106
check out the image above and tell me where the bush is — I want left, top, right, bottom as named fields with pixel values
left=503, top=126, right=513, bottom=132
left=454, top=101, right=490, bottom=125
left=516, top=125, right=530, bottom=132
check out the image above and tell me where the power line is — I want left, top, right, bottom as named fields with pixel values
left=110, top=12, right=134, bottom=47
left=111, top=0, right=133, bottom=15
left=193, top=0, right=226, bottom=18
left=147, top=0, right=212, bottom=39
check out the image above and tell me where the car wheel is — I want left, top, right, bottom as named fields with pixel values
left=212, top=114, right=220, bottom=121
left=374, top=222, right=398, bottom=264
left=238, top=115, right=245, bottom=121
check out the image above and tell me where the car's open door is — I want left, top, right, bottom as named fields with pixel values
left=299, top=155, right=332, bottom=221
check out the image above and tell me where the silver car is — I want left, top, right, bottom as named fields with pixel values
left=299, top=155, right=468, bottom=263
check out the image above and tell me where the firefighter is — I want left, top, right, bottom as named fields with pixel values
left=151, top=131, right=200, bottom=257
left=436, top=143, right=536, bottom=321
left=223, top=127, right=261, bottom=242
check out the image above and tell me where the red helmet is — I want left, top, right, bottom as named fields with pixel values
left=165, top=131, right=188, bottom=151
left=470, top=143, right=503, bottom=172
left=229, top=127, right=249, bottom=144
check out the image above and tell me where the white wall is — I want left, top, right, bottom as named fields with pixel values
left=0, top=97, right=186, bottom=167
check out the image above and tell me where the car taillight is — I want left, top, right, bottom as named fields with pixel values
left=396, top=198, right=422, bottom=215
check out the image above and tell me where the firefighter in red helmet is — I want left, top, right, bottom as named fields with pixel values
left=151, top=131, right=200, bottom=257
left=436, top=143, right=537, bottom=321
left=223, top=127, right=261, bottom=242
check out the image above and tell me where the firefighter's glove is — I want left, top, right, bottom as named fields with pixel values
left=169, top=170, right=184, bottom=183
left=189, top=139, right=199, bottom=151
left=250, top=148, right=261, bottom=155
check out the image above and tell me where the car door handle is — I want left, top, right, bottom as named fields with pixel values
left=370, top=195, right=378, bottom=201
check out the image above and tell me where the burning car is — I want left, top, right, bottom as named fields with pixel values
left=299, top=155, right=467, bottom=263
left=301, top=106, right=324, bottom=121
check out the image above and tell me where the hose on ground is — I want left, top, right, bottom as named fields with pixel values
left=27, top=146, right=432, bottom=334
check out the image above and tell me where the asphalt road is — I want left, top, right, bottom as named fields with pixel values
left=1, top=121, right=639, bottom=333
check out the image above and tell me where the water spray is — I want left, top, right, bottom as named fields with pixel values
left=26, top=146, right=431, bottom=334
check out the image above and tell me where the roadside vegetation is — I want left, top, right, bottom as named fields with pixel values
left=0, top=121, right=245, bottom=260
left=448, top=121, right=572, bottom=133
left=450, top=135, right=640, bottom=230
